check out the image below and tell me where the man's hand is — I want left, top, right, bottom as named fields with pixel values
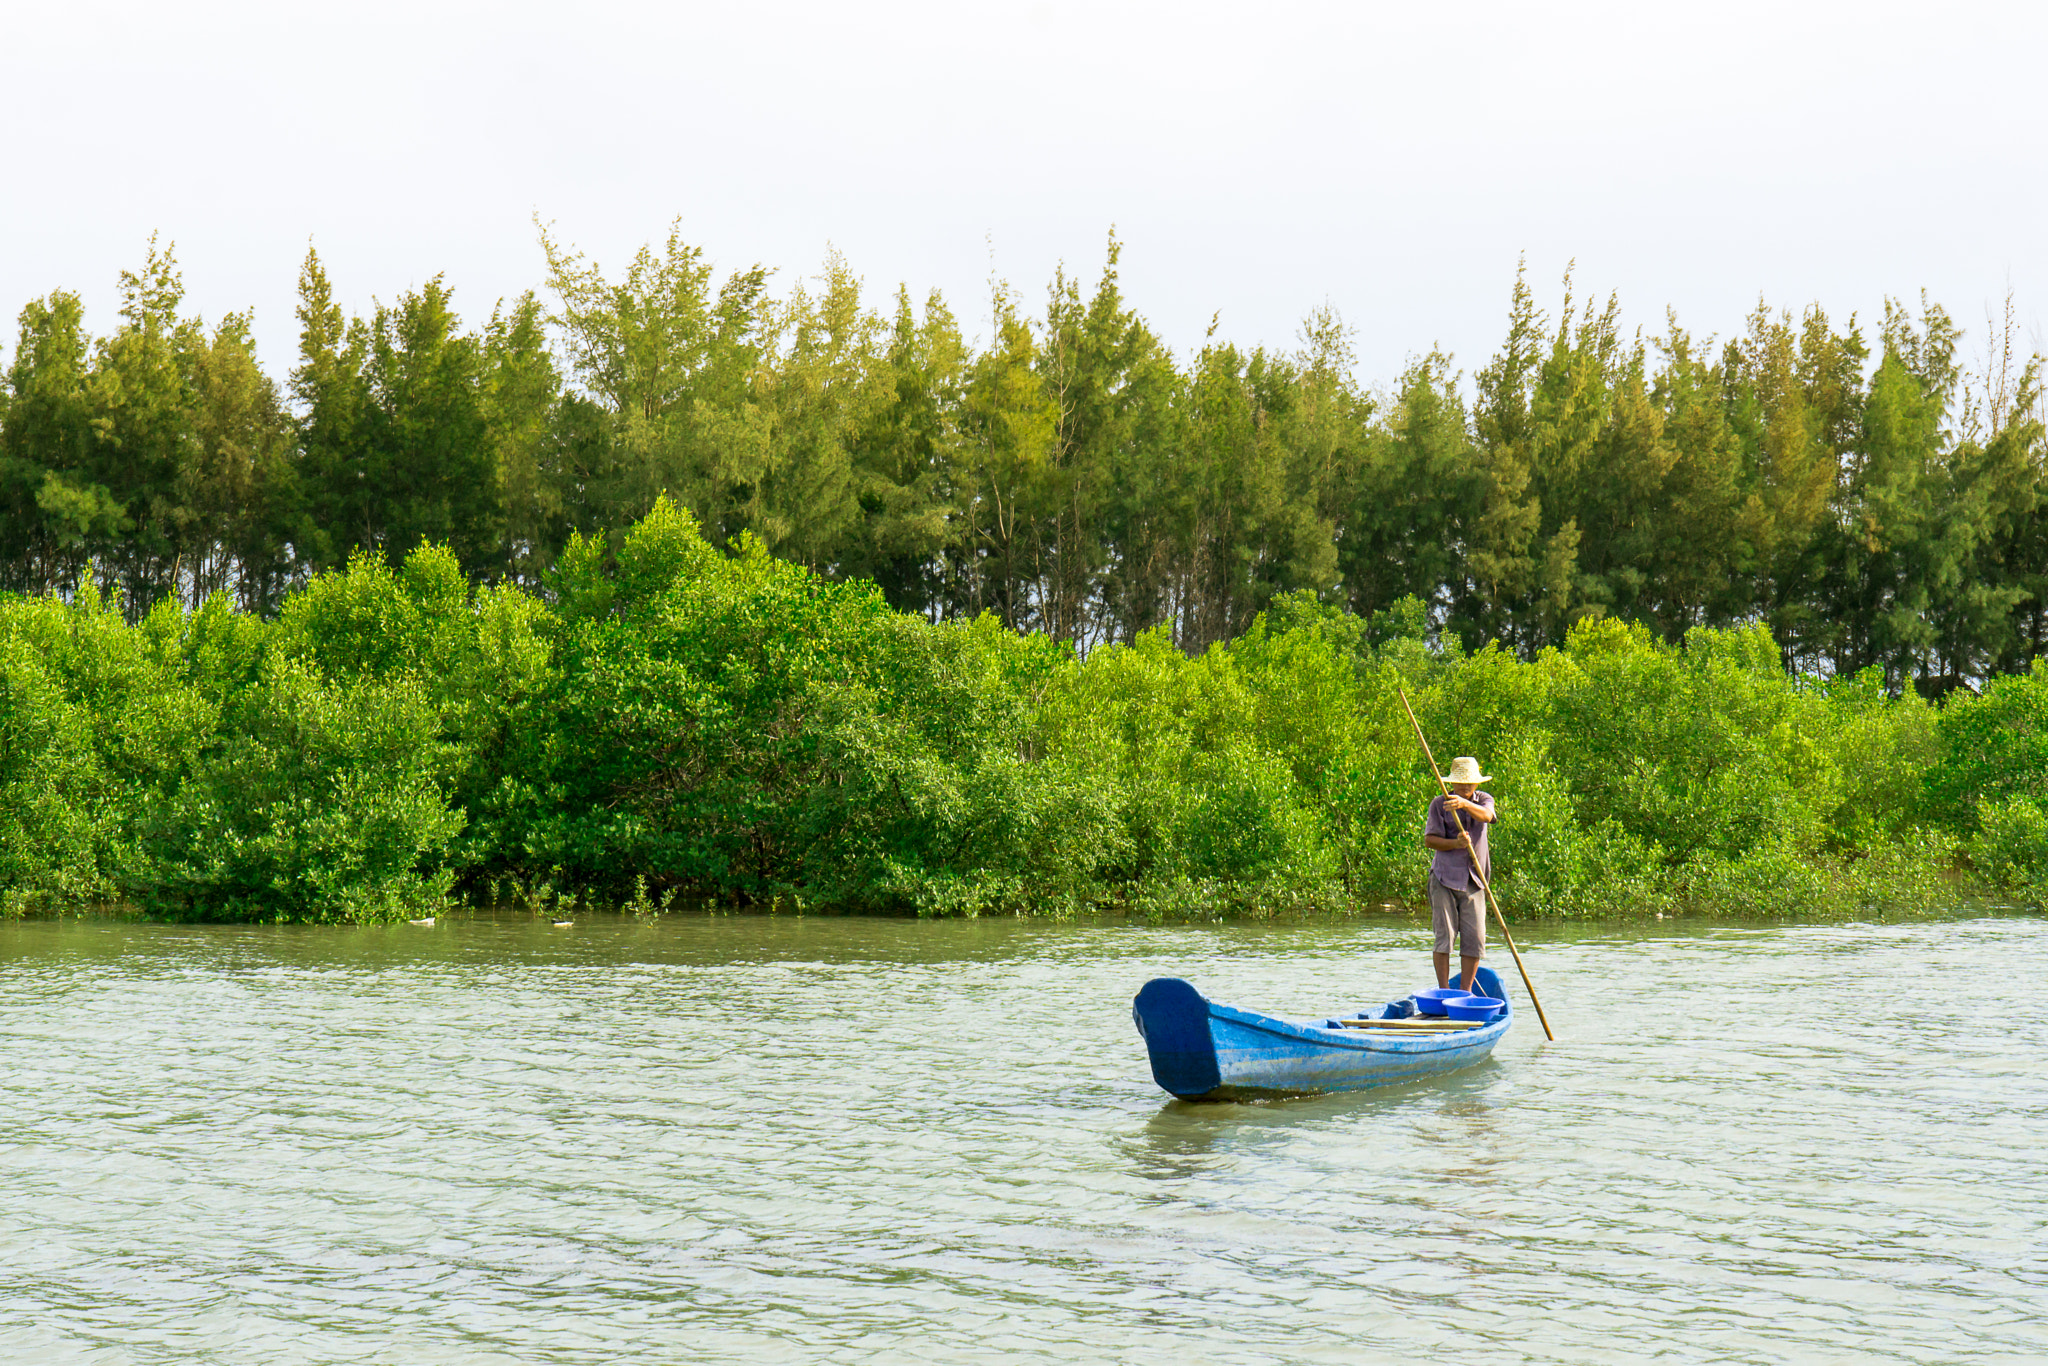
left=1442, top=792, right=1494, bottom=821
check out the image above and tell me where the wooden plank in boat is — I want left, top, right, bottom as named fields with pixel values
left=1336, top=1016, right=1484, bottom=1031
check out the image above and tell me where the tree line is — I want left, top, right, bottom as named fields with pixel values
left=4, top=228, right=2043, bottom=690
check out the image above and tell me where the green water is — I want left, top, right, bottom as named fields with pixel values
left=2, top=912, right=2042, bottom=1364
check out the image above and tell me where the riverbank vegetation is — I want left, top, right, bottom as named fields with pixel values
left=1, top=499, right=2042, bottom=921
left=2, top=232, right=2045, bottom=921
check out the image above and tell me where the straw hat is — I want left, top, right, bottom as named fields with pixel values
left=1445, top=756, right=1491, bottom=785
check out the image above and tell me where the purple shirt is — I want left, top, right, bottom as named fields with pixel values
left=1425, top=791, right=1493, bottom=890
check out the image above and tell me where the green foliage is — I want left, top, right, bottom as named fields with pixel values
left=1474, top=733, right=1666, bottom=918
left=491, top=497, right=1117, bottom=915
left=0, top=548, right=508, bottom=923
left=0, top=501, right=2018, bottom=925
left=265, top=541, right=554, bottom=875
left=1926, top=659, right=2048, bottom=826
left=0, top=578, right=222, bottom=912
left=2, top=228, right=2030, bottom=923
left=6, top=232, right=2045, bottom=704
left=1969, top=799, right=2048, bottom=906
left=139, top=656, right=464, bottom=922
left=0, top=624, right=120, bottom=913
left=1040, top=628, right=1334, bottom=895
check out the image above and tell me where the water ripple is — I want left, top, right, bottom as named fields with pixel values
left=1, top=914, right=2044, bottom=1363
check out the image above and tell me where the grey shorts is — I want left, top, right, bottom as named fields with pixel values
left=1429, top=876, right=1486, bottom=957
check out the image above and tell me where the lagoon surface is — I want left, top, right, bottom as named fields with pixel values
left=1, top=912, right=2043, bottom=1364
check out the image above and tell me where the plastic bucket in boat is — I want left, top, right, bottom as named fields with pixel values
left=1444, top=995, right=1504, bottom=1022
left=1413, top=987, right=1467, bottom=1016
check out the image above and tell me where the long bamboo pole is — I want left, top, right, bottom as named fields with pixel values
left=1397, top=686, right=1555, bottom=1041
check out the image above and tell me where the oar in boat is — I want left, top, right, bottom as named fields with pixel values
left=1397, top=686, right=1557, bottom=1042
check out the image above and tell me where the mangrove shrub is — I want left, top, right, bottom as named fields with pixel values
left=0, top=502, right=2038, bottom=920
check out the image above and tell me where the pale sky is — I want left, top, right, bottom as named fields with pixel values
left=4, top=0, right=2043, bottom=395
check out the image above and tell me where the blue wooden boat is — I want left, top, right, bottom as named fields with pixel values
left=1132, top=967, right=1511, bottom=1100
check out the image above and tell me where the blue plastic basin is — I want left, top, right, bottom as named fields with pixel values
left=1444, top=994, right=1504, bottom=1022
left=1413, top=987, right=1468, bottom=1017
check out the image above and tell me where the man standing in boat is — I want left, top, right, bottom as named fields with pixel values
left=1423, top=756, right=1495, bottom=992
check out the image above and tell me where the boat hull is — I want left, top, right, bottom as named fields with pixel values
left=1132, top=971, right=1511, bottom=1100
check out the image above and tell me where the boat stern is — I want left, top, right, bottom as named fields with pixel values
left=1132, top=977, right=1222, bottom=1099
